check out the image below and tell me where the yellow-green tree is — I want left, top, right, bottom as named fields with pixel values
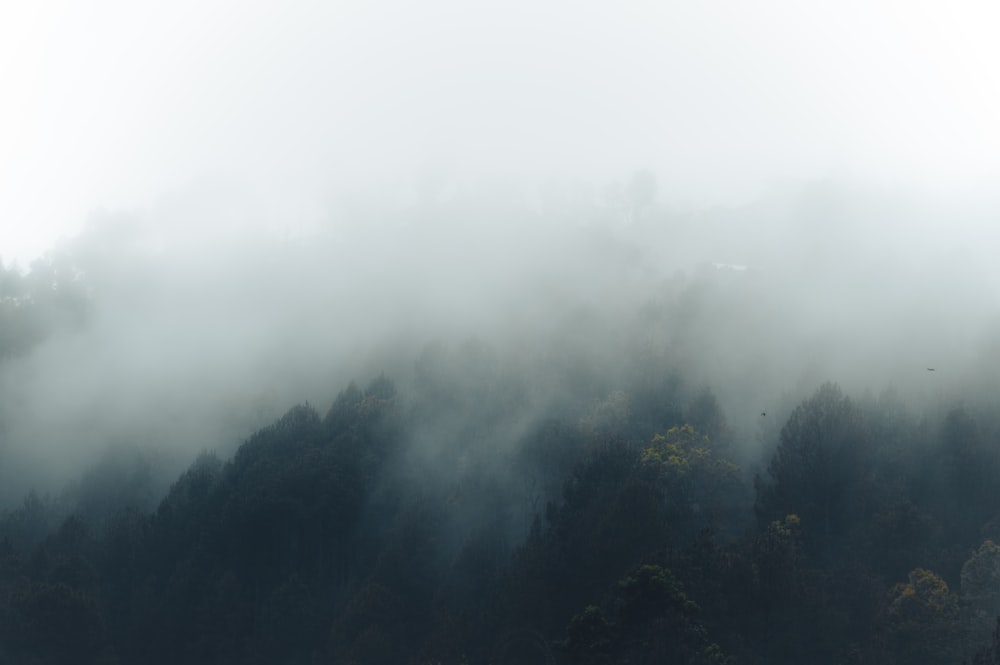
left=641, top=424, right=744, bottom=538
left=879, top=568, right=961, bottom=665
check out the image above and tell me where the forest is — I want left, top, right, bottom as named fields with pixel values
left=3, top=181, right=1000, bottom=665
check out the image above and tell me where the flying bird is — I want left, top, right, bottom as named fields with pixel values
left=761, top=411, right=766, bottom=417
left=927, top=368, right=936, bottom=372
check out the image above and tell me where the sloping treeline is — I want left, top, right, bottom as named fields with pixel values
left=4, top=369, right=1000, bottom=665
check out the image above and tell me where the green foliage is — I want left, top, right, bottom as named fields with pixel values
left=3, top=580, right=110, bottom=664
left=641, top=424, right=746, bottom=538
left=753, top=514, right=803, bottom=601
left=756, top=382, right=873, bottom=562
left=562, top=605, right=613, bottom=654
left=878, top=568, right=962, bottom=665
left=886, top=568, right=958, bottom=624
left=926, top=408, right=1000, bottom=543
left=616, top=563, right=700, bottom=620
left=559, top=564, right=731, bottom=665
left=3, top=370, right=1000, bottom=664
left=963, top=540, right=1000, bottom=614
left=962, top=540, right=1000, bottom=654
left=0, top=490, right=59, bottom=554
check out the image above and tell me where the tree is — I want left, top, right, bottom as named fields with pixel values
left=963, top=540, right=1000, bottom=653
left=0, top=252, right=89, bottom=361
left=755, top=383, right=872, bottom=562
left=937, top=408, right=1000, bottom=541
left=641, top=425, right=746, bottom=540
left=558, top=564, right=732, bottom=665
left=685, top=388, right=727, bottom=445
left=877, top=568, right=961, bottom=665
left=4, top=580, right=110, bottom=664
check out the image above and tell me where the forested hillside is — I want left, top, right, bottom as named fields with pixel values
left=5, top=366, right=1000, bottom=663
left=4, top=184, right=1000, bottom=664
left=7, top=0, right=1000, bottom=660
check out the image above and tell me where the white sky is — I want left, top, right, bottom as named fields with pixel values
left=2, top=0, right=1000, bottom=265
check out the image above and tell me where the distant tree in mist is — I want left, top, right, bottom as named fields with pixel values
left=685, top=388, right=727, bottom=444
left=0, top=491, right=57, bottom=553
left=0, top=253, right=89, bottom=361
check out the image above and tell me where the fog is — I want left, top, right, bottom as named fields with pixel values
left=1, top=173, right=999, bottom=506
left=5, top=1, right=1000, bottom=260
left=3, top=1, right=1000, bottom=504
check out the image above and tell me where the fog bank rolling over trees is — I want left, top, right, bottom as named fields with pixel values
left=6, top=182, right=1000, bottom=662
left=5, top=1, right=1000, bottom=661
left=1, top=178, right=999, bottom=503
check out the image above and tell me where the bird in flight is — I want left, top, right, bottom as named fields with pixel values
left=927, top=368, right=936, bottom=372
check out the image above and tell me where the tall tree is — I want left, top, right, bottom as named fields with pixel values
left=755, top=383, right=872, bottom=562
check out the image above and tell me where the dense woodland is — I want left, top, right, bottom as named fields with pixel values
left=11, top=358, right=1000, bottom=664
left=4, top=192, right=1000, bottom=664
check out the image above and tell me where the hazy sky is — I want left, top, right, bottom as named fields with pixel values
left=3, top=0, right=1000, bottom=264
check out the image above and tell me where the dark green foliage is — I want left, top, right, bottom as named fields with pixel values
left=641, top=424, right=748, bottom=540
left=562, top=605, right=612, bottom=656
left=616, top=564, right=699, bottom=620
left=4, top=370, right=1000, bottom=664
left=3, top=580, right=109, bottom=665
left=37, top=378, right=404, bottom=665
left=558, top=564, right=732, bottom=665
left=0, top=491, right=57, bottom=553
left=524, top=440, right=664, bottom=627
left=755, top=382, right=874, bottom=563
left=971, top=618, right=1000, bottom=665
left=874, top=568, right=963, bottom=665
left=923, top=408, right=1000, bottom=545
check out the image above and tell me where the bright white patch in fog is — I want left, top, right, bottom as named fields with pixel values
left=2, top=0, right=1000, bottom=264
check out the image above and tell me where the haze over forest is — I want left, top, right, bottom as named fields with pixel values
left=3, top=2, right=1000, bottom=664
left=3, top=176, right=1000, bottom=502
